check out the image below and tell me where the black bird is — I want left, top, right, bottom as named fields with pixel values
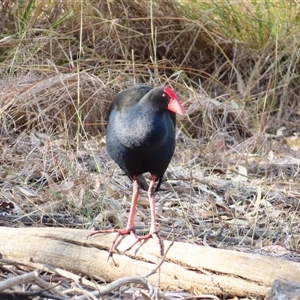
left=90, top=85, right=184, bottom=257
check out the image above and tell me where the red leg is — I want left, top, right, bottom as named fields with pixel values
left=126, top=176, right=139, bottom=231
left=88, top=176, right=139, bottom=258
left=88, top=175, right=164, bottom=257
left=148, top=174, right=158, bottom=234
left=124, top=175, right=164, bottom=255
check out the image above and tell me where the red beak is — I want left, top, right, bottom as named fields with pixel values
left=164, top=87, right=184, bottom=115
left=168, top=97, right=184, bottom=115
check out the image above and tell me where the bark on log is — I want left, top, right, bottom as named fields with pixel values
left=0, top=227, right=299, bottom=297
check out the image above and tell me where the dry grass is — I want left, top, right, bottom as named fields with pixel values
left=1, top=0, right=300, bottom=299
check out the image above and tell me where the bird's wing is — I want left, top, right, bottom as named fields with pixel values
left=107, top=86, right=153, bottom=120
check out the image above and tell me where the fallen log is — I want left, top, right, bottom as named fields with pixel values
left=0, top=227, right=299, bottom=297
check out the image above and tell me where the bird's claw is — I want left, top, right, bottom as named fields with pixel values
left=87, top=227, right=135, bottom=238
left=124, top=231, right=164, bottom=256
left=88, top=228, right=137, bottom=259
left=88, top=229, right=164, bottom=259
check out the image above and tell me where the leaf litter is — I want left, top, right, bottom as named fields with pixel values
left=0, top=73, right=300, bottom=299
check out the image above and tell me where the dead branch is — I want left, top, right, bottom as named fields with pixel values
left=1, top=227, right=300, bottom=297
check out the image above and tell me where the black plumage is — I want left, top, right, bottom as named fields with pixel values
left=90, top=85, right=184, bottom=257
left=106, top=85, right=178, bottom=191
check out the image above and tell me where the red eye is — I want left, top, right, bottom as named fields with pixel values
left=162, top=93, right=167, bottom=98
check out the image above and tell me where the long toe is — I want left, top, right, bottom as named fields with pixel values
left=151, top=232, right=164, bottom=256
left=124, top=231, right=164, bottom=256
left=87, top=228, right=135, bottom=259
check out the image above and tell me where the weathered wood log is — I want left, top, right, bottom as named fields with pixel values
left=0, top=227, right=300, bottom=297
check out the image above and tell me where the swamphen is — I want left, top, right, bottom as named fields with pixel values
left=91, top=85, right=184, bottom=257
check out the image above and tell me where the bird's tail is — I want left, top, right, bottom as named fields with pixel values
left=137, top=175, right=163, bottom=192
left=137, top=175, right=149, bottom=191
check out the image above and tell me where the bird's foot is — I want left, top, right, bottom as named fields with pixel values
left=124, top=231, right=164, bottom=256
left=88, top=228, right=136, bottom=259
left=88, top=229, right=164, bottom=258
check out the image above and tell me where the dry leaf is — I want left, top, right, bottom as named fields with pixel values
left=268, top=150, right=274, bottom=160
left=276, top=126, right=286, bottom=137
left=254, top=185, right=262, bottom=209
left=17, top=186, right=37, bottom=197
left=232, top=165, right=248, bottom=182
left=224, top=218, right=250, bottom=226
left=261, top=245, right=291, bottom=256
left=285, top=136, right=300, bottom=151
left=59, top=180, right=74, bottom=194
